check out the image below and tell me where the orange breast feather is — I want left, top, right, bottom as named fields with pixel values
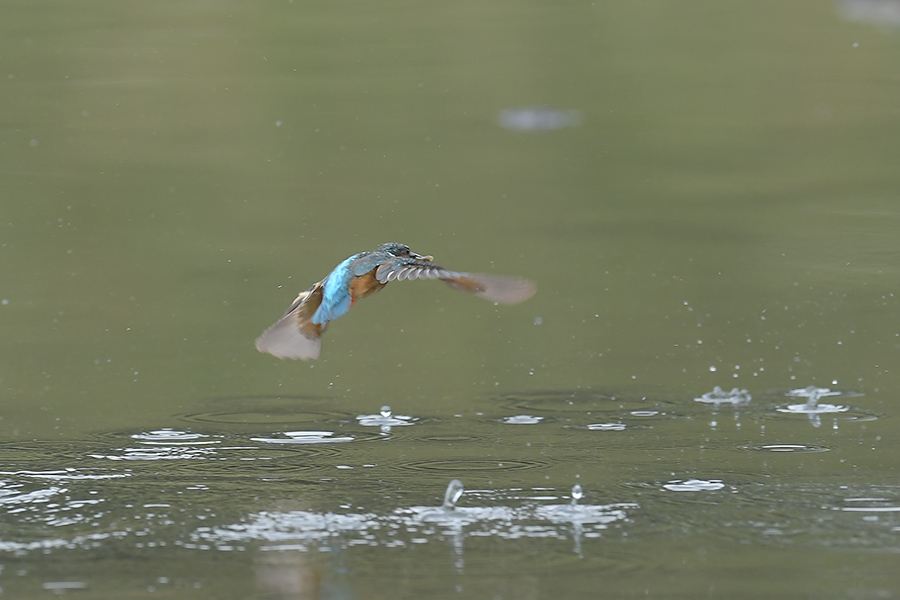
left=348, top=270, right=387, bottom=304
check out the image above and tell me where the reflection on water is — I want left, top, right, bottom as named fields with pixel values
left=498, top=107, right=583, bottom=132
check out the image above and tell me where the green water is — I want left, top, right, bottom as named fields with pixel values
left=2, top=0, right=900, bottom=597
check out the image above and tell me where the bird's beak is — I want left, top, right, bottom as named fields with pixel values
left=411, top=252, right=433, bottom=262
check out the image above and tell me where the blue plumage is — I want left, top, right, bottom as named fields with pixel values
left=311, top=253, right=363, bottom=324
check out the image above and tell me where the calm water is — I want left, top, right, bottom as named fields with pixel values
left=3, top=0, right=900, bottom=598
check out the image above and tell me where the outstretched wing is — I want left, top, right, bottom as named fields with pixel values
left=375, top=260, right=536, bottom=305
left=255, top=281, right=328, bottom=360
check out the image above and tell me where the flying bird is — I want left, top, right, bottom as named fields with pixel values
left=255, top=242, right=536, bottom=360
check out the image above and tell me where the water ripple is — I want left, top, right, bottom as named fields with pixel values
left=399, top=458, right=548, bottom=473
left=742, top=444, right=831, bottom=453
left=501, top=415, right=543, bottom=425
left=177, top=395, right=352, bottom=427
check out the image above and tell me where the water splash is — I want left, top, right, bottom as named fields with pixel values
left=663, top=479, right=726, bottom=492
left=501, top=415, right=543, bottom=425
left=531, top=484, right=636, bottom=556
left=177, top=480, right=639, bottom=566
left=356, top=405, right=415, bottom=434
left=788, top=385, right=841, bottom=400
left=778, top=386, right=852, bottom=428
left=586, top=423, right=626, bottom=431
left=694, top=386, right=751, bottom=407
left=570, top=484, right=583, bottom=507
left=771, top=386, right=873, bottom=428
left=443, top=479, right=464, bottom=510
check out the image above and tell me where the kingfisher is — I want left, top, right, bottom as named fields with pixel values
left=255, top=242, right=536, bottom=360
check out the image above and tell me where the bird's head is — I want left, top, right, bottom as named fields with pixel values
left=377, top=242, right=433, bottom=262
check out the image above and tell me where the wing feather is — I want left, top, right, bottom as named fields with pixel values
left=255, top=282, right=327, bottom=360
left=374, top=260, right=535, bottom=305
left=443, top=274, right=536, bottom=304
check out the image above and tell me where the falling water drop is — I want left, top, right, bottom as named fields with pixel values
left=443, top=479, right=464, bottom=510
left=570, top=484, right=583, bottom=507
left=380, top=405, right=392, bottom=418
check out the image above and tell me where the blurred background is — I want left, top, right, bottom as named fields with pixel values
left=4, top=0, right=899, bottom=436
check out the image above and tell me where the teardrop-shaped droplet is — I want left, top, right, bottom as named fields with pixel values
left=380, top=405, right=392, bottom=418
left=443, top=479, right=464, bottom=509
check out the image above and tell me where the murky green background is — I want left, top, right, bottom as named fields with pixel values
left=3, top=0, right=900, bottom=597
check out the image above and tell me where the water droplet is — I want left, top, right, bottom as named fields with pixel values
left=380, top=405, right=392, bottom=418
left=570, top=484, right=583, bottom=506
